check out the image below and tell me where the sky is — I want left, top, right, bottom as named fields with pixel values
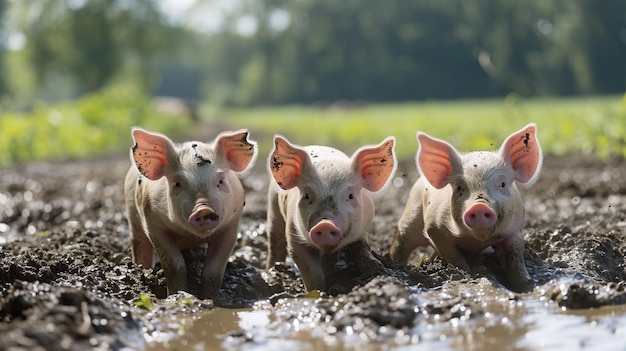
left=159, top=0, right=289, bottom=36
left=159, top=0, right=240, bottom=34
left=158, top=0, right=196, bottom=25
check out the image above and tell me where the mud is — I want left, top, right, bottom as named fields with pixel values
left=1, top=138, right=626, bottom=350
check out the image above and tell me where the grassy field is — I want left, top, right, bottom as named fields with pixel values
left=212, top=95, right=626, bottom=161
left=1, top=93, right=624, bottom=167
left=0, top=85, right=191, bottom=167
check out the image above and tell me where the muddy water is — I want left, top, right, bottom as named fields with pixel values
left=147, top=279, right=626, bottom=351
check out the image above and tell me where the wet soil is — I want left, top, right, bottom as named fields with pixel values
left=1, top=136, right=625, bottom=350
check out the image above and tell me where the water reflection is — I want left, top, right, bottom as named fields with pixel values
left=519, top=305, right=626, bottom=351
left=147, top=288, right=626, bottom=351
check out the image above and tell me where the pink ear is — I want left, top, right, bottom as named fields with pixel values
left=215, top=130, right=258, bottom=172
left=131, top=128, right=175, bottom=180
left=269, top=136, right=310, bottom=190
left=352, top=137, right=396, bottom=192
left=416, top=132, right=462, bottom=189
left=499, top=123, right=543, bottom=184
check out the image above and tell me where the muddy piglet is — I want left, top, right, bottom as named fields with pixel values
left=124, top=127, right=257, bottom=297
left=266, top=136, right=397, bottom=292
left=390, top=123, right=542, bottom=292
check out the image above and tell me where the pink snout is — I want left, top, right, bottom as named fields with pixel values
left=309, top=220, right=342, bottom=250
left=188, top=204, right=220, bottom=232
left=464, top=202, right=497, bottom=230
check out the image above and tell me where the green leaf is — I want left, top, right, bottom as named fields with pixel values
left=134, top=294, right=154, bottom=310
left=302, top=290, right=322, bottom=299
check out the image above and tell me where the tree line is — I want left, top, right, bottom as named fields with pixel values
left=1, top=0, right=625, bottom=107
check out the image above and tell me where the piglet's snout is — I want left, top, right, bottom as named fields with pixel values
left=310, top=220, right=342, bottom=250
left=189, top=201, right=220, bottom=232
left=463, top=202, right=497, bottom=230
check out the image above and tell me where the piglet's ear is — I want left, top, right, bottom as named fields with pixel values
left=214, top=130, right=258, bottom=172
left=499, top=123, right=543, bottom=184
left=416, top=132, right=463, bottom=189
left=131, top=127, right=176, bottom=180
left=269, top=136, right=310, bottom=190
left=352, top=137, right=397, bottom=192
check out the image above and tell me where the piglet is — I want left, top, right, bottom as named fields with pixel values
left=124, top=127, right=257, bottom=297
left=390, top=123, right=542, bottom=292
left=266, top=136, right=397, bottom=292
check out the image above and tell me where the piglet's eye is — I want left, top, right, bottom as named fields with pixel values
left=348, top=193, right=355, bottom=200
left=501, top=182, right=506, bottom=188
left=304, top=193, right=310, bottom=200
left=174, top=181, right=181, bottom=188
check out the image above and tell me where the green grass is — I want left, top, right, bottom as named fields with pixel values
left=0, top=84, right=191, bottom=167
left=210, top=95, right=626, bottom=160
left=1, top=93, right=624, bottom=167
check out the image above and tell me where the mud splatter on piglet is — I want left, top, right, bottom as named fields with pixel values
left=266, top=135, right=397, bottom=292
left=124, top=127, right=257, bottom=297
left=390, top=123, right=542, bottom=292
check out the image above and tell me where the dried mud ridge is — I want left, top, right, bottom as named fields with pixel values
left=1, top=155, right=625, bottom=349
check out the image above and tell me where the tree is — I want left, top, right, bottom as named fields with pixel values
left=458, top=0, right=626, bottom=96
left=0, top=0, right=7, bottom=97
left=6, top=0, right=176, bottom=99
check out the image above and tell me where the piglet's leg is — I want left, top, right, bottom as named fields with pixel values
left=494, top=232, right=533, bottom=293
left=125, top=178, right=155, bottom=268
left=131, top=232, right=154, bottom=269
left=390, top=182, right=430, bottom=266
left=290, top=241, right=325, bottom=292
left=128, top=213, right=154, bottom=268
left=266, top=189, right=287, bottom=269
left=344, top=240, right=385, bottom=274
left=202, top=221, right=239, bottom=298
left=321, top=251, right=340, bottom=275
left=150, top=228, right=188, bottom=295
left=427, top=228, right=471, bottom=272
left=390, top=225, right=424, bottom=267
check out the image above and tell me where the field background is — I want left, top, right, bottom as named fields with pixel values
left=2, top=2, right=625, bottom=168
left=213, top=95, right=626, bottom=160
left=1, top=92, right=624, bottom=168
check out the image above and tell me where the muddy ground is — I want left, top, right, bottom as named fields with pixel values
left=1, top=130, right=625, bottom=350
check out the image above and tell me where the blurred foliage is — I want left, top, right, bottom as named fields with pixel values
left=212, top=95, right=626, bottom=160
left=0, top=0, right=624, bottom=166
left=0, top=0, right=625, bottom=106
left=134, top=294, right=154, bottom=311
left=194, top=0, right=626, bottom=106
left=0, top=90, right=623, bottom=168
left=1, top=0, right=179, bottom=105
left=0, top=84, right=190, bottom=167
left=0, top=0, right=6, bottom=96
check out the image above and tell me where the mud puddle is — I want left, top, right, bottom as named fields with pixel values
left=147, top=278, right=626, bottom=351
